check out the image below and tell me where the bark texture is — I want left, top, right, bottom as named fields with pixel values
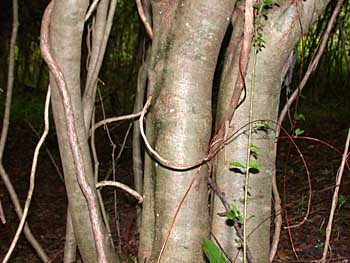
left=48, top=1, right=116, bottom=262
left=212, top=1, right=332, bottom=262
left=138, top=1, right=235, bottom=262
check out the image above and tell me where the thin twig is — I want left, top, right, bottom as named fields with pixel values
left=90, top=111, right=143, bottom=136
left=91, top=109, right=115, bottom=249
left=0, top=200, right=5, bottom=224
left=321, top=128, right=350, bottom=262
left=24, top=120, right=64, bottom=182
left=96, top=181, right=143, bottom=203
left=156, top=167, right=203, bottom=263
left=2, top=87, right=51, bottom=263
left=211, top=233, right=234, bottom=263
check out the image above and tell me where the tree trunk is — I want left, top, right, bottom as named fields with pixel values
left=212, top=1, right=332, bottom=262
left=138, top=1, right=235, bottom=262
left=48, top=1, right=117, bottom=262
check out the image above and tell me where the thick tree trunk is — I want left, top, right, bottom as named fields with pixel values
left=48, top=1, right=117, bottom=262
left=212, top=1, right=332, bottom=262
left=138, top=1, right=235, bottom=262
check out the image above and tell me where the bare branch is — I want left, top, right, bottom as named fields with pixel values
left=0, top=200, right=5, bottom=224
left=136, top=0, right=153, bottom=39
left=2, top=87, right=51, bottom=263
left=90, top=111, right=143, bottom=136
left=96, top=181, right=143, bottom=203
left=85, top=0, right=102, bottom=22
left=321, top=129, right=350, bottom=262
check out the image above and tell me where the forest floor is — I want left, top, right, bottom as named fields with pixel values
left=0, top=105, right=349, bottom=263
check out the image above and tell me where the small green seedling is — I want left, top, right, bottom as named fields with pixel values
left=294, top=128, right=304, bottom=136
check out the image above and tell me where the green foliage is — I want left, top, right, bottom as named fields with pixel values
left=253, top=0, right=274, bottom=17
left=253, top=26, right=266, bottom=53
left=202, top=238, right=228, bottom=263
left=230, top=161, right=245, bottom=169
left=226, top=203, right=243, bottom=224
left=249, top=143, right=259, bottom=160
left=249, top=143, right=259, bottom=156
left=253, top=0, right=274, bottom=53
left=294, top=112, right=305, bottom=121
left=254, top=120, right=271, bottom=132
left=248, top=161, right=260, bottom=170
left=230, top=161, right=260, bottom=172
left=294, top=128, right=304, bottom=136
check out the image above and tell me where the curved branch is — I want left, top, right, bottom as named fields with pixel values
left=2, top=88, right=51, bottom=263
left=96, top=181, right=143, bottom=203
left=89, top=111, right=143, bottom=136
left=136, top=0, right=153, bottom=39
left=140, top=97, right=207, bottom=171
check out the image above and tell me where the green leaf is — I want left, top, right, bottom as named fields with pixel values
left=294, top=128, right=304, bottom=136
left=227, top=204, right=243, bottom=224
left=248, top=161, right=260, bottom=170
left=202, top=238, right=228, bottom=263
left=230, top=162, right=246, bottom=169
left=294, top=112, right=305, bottom=121
left=226, top=211, right=235, bottom=220
left=249, top=144, right=260, bottom=155
left=255, top=120, right=271, bottom=129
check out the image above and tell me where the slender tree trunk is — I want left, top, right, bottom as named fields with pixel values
left=48, top=1, right=117, bottom=262
left=138, top=1, right=235, bottom=262
left=212, top=1, right=332, bottom=262
left=133, top=48, right=149, bottom=227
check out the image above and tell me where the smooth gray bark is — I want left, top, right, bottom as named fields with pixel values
left=133, top=49, right=150, bottom=229
left=48, top=1, right=117, bottom=262
left=212, top=1, right=332, bottom=262
left=63, top=211, right=77, bottom=263
left=138, top=1, right=235, bottom=262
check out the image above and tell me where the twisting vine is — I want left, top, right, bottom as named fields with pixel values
left=40, top=2, right=108, bottom=262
